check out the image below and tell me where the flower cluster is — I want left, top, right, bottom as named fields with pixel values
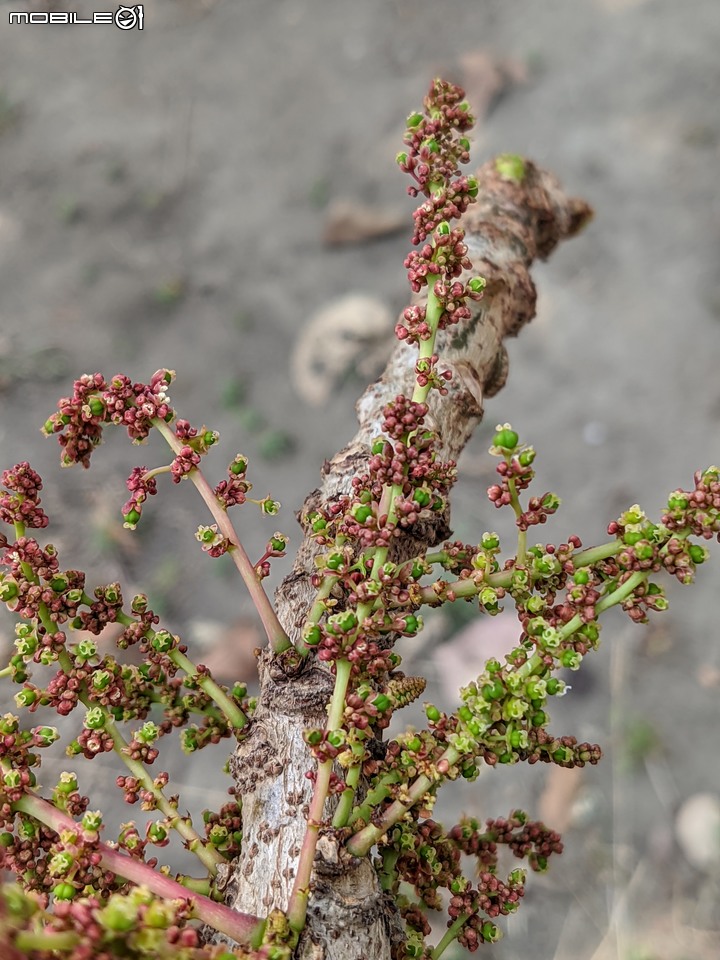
left=394, top=79, right=486, bottom=347
left=0, top=462, right=49, bottom=530
left=43, top=370, right=174, bottom=468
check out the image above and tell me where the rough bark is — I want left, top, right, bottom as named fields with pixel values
left=223, top=159, right=591, bottom=959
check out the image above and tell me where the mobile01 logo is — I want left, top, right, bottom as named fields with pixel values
left=9, top=4, right=144, bottom=29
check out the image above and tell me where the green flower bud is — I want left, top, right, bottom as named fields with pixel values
left=531, top=710, right=547, bottom=727
left=525, top=678, right=547, bottom=700
left=123, top=508, right=141, bottom=527
left=325, top=552, right=344, bottom=571
left=99, top=897, right=139, bottom=932
left=208, top=823, right=228, bottom=845
left=406, top=112, right=423, bottom=128
left=92, top=670, right=112, bottom=692
left=147, top=822, right=168, bottom=843
left=131, top=594, right=149, bottom=614
left=302, top=624, right=321, bottom=646
left=412, top=488, right=431, bottom=507
left=546, top=678, right=564, bottom=696
left=372, top=693, right=391, bottom=712
left=689, top=544, right=708, bottom=564
left=82, top=810, right=103, bottom=832
left=493, top=428, right=519, bottom=451
left=230, top=455, right=248, bottom=475
left=533, top=554, right=561, bottom=577
left=75, top=638, right=96, bottom=661
left=0, top=716, right=19, bottom=737
left=311, top=516, right=327, bottom=533
left=426, top=705, right=440, bottom=723
left=329, top=611, right=357, bottom=634
left=14, top=688, right=37, bottom=708
left=406, top=736, right=422, bottom=753
left=479, top=587, right=500, bottom=614
left=0, top=832, right=14, bottom=847
left=560, top=649, right=582, bottom=670
left=468, top=276, right=486, bottom=294
left=482, top=680, right=504, bottom=701
left=503, top=698, right=527, bottom=720
left=402, top=614, right=420, bottom=635
left=138, top=721, right=159, bottom=744
left=84, top=706, right=105, bottom=731
left=269, top=534, right=288, bottom=553
left=0, top=580, right=19, bottom=602
left=49, top=851, right=75, bottom=876
left=327, top=730, right=345, bottom=749
left=573, top=569, right=590, bottom=585
left=667, top=493, right=688, bottom=511
left=151, top=630, right=174, bottom=653
left=466, top=177, right=479, bottom=198
left=260, top=497, right=281, bottom=516
left=540, top=626, right=561, bottom=649
left=634, top=541, right=655, bottom=561
left=34, top=726, right=59, bottom=747
left=352, top=503, right=373, bottom=524
left=53, top=883, right=76, bottom=901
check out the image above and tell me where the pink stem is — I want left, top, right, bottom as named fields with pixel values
left=14, top=793, right=262, bottom=944
left=153, top=419, right=290, bottom=653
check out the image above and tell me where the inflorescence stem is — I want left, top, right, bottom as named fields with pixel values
left=153, top=417, right=291, bottom=653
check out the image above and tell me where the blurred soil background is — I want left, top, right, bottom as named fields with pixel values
left=1, top=1, right=720, bottom=958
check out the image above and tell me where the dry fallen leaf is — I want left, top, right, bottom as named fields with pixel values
left=322, top=199, right=406, bottom=246
left=291, top=293, right=394, bottom=406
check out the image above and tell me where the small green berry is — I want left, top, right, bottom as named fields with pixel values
left=493, top=428, right=519, bottom=451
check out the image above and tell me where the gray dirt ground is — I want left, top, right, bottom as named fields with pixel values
left=1, top=2, right=720, bottom=958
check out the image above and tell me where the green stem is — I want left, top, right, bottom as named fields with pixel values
left=108, top=608, right=249, bottom=731
left=378, top=848, right=399, bottom=892
left=414, top=539, right=625, bottom=607
left=169, top=647, right=248, bottom=731
left=332, top=757, right=363, bottom=828
left=12, top=792, right=262, bottom=944
left=431, top=913, right=470, bottom=959
left=95, top=709, right=225, bottom=875
left=153, top=418, right=290, bottom=654
left=15, top=931, right=80, bottom=953
left=176, top=875, right=212, bottom=895
left=295, top=574, right=340, bottom=657
left=346, top=746, right=461, bottom=857
left=55, top=647, right=223, bottom=876
left=348, top=771, right=402, bottom=828
left=287, top=657, right=353, bottom=932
